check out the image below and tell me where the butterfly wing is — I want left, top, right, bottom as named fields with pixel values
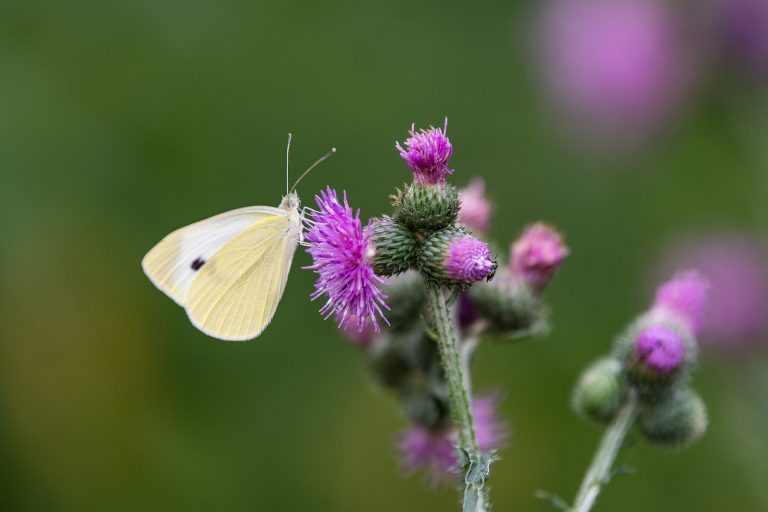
left=142, top=206, right=285, bottom=306
left=184, top=212, right=301, bottom=341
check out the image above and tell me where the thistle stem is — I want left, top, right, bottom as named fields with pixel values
left=570, top=391, right=640, bottom=512
left=427, top=287, right=486, bottom=511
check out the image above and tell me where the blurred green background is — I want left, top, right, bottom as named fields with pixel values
left=1, top=1, right=767, bottom=511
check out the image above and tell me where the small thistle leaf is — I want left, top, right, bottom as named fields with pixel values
left=611, top=464, right=636, bottom=479
left=462, top=450, right=496, bottom=512
left=534, top=490, right=570, bottom=511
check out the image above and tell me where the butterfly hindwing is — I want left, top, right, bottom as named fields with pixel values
left=184, top=214, right=301, bottom=341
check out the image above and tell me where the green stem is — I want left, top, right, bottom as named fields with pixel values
left=570, top=391, right=640, bottom=512
left=427, top=287, right=486, bottom=511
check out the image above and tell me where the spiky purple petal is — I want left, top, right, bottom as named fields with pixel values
left=444, top=236, right=495, bottom=283
left=305, top=187, right=388, bottom=332
left=395, top=120, right=454, bottom=185
left=396, top=395, right=508, bottom=486
left=652, top=271, right=710, bottom=335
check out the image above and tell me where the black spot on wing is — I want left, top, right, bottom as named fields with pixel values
left=191, top=257, right=206, bottom=271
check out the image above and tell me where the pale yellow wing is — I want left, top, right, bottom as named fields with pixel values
left=184, top=213, right=300, bottom=341
left=142, top=206, right=284, bottom=306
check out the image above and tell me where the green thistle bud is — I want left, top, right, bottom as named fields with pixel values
left=369, top=216, right=419, bottom=277
left=468, top=269, right=548, bottom=337
left=639, top=387, right=708, bottom=449
left=572, top=358, right=627, bottom=424
left=418, top=227, right=497, bottom=288
left=367, top=333, right=413, bottom=389
left=391, top=182, right=460, bottom=234
left=381, top=271, right=428, bottom=332
left=367, top=328, right=437, bottom=389
left=398, top=380, right=451, bottom=429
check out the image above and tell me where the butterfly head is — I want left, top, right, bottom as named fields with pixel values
left=281, top=191, right=301, bottom=212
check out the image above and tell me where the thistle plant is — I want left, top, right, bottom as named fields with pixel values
left=541, top=271, right=710, bottom=512
left=304, top=119, right=568, bottom=510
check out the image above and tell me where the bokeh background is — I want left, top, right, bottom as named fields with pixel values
left=2, top=0, right=767, bottom=510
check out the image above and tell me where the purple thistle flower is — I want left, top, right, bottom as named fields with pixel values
left=536, top=0, right=694, bottom=144
left=510, top=222, right=569, bottom=291
left=340, top=315, right=378, bottom=347
left=397, top=395, right=508, bottom=486
left=395, top=119, right=454, bottom=185
left=714, top=0, right=768, bottom=75
left=657, top=233, right=768, bottom=350
left=634, top=325, right=685, bottom=374
left=445, top=236, right=496, bottom=284
left=473, top=394, right=510, bottom=451
left=305, top=187, right=388, bottom=333
left=458, top=178, right=493, bottom=235
left=397, top=426, right=457, bottom=487
left=652, top=271, right=710, bottom=335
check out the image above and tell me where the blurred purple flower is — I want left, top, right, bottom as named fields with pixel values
left=652, top=271, right=710, bottom=335
left=714, top=0, right=768, bottom=74
left=340, top=316, right=378, bottom=347
left=458, top=292, right=480, bottom=330
left=510, top=222, right=569, bottom=291
left=536, top=0, right=694, bottom=143
left=445, top=236, right=496, bottom=284
left=397, top=395, right=508, bottom=485
left=658, top=234, right=768, bottom=349
left=396, top=120, right=454, bottom=185
left=634, top=326, right=686, bottom=374
left=459, top=178, right=493, bottom=235
left=305, top=187, right=388, bottom=332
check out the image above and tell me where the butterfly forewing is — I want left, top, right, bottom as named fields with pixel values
left=185, top=212, right=301, bottom=341
left=142, top=206, right=286, bottom=306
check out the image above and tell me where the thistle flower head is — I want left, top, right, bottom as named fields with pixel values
left=445, top=236, right=496, bottom=284
left=397, top=426, right=457, bottom=487
left=634, top=325, right=685, bottom=374
left=537, top=0, right=693, bottom=143
left=715, top=0, right=768, bottom=74
left=652, top=271, right=710, bottom=335
left=396, top=120, right=454, bottom=185
left=340, top=317, right=378, bottom=347
left=397, top=395, right=508, bottom=486
left=458, top=178, right=493, bottom=234
left=658, top=234, right=768, bottom=349
left=510, top=222, right=569, bottom=291
left=419, top=228, right=497, bottom=287
left=305, top=187, right=388, bottom=332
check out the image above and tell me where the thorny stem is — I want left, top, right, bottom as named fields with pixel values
left=570, top=391, right=640, bottom=512
left=459, top=322, right=486, bottom=395
left=427, top=287, right=486, bottom=511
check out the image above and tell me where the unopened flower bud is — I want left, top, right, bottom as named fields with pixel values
left=392, top=182, right=460, bottom=234
left=398, top=381, right=451, bottom=430
left=419, top=227, right=497, bottom=288
left=367, top=331, right=418, bottom=389
left=510, top=223, right=569, bottom=292
left=639, top=387, right=708, bottom=449
left=458, top=178, right=492, bottom=235
left=381, top=271, right=428, bottom=332
left=572, top=358, right=627, bottom=424
left=369, top=216, right=419, bottom=277
left=468, top=268, right=549, bottom=336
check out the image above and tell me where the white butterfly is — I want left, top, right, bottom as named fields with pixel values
left=142, top=136, right=334, bottom=341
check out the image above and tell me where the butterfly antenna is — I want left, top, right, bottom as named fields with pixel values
left=285, top=133, right=293, bottom=196
left=291, top=147, right=337, bottom=192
